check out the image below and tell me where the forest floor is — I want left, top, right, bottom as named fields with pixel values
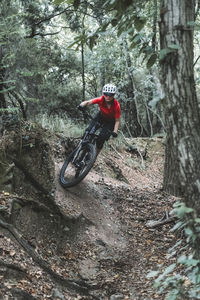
left=0, top=125, right=180, bottom=300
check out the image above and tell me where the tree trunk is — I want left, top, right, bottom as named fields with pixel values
left=159, top=0, right=200, bottom=208
left=81, top=42, right=85, bottom=102
left=152, top=0, right=158, bottom=51
left=123, top=38, right=147, bottom=137
left=0, top=66, right=6, bottom=109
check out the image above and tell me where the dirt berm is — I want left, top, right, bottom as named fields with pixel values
left=0, top=121, right=177, bottom=300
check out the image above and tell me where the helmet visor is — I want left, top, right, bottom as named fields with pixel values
left=104, top=92, right=114, bottom=97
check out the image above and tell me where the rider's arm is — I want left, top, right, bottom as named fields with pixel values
left=79, top=100, right=93, bottom=107
left=114, top=118, right=120, bottom=133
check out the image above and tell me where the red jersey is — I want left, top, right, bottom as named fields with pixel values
left=91, top=96, right=121, bottom=121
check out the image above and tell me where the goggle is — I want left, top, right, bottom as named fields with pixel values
left=104, top=92, right=114, bottom=97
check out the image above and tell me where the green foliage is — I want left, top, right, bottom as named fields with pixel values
left=147, top=201, right=200, bottom=299
left=53, top=0, right=65, bottom=4
left=63, top=0, right=157, bottom=69
left=35, top=113, right=84, bottom=137
left=0, top=0, right=164, bottom=136
left=53, top=0, right=80, bottom=9
left=159, top=45, right=181, bottom=61
left=147, top=53, right=157, bottom=69
left=0, top=0, right=84, bottom=118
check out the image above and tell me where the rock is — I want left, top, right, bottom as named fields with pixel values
left=110, top=294, right=124, bottom=300
left=52, top=288, right=65, bottom=300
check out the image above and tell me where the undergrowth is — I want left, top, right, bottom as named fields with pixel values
left=148, top=202, right=200, bottom=300
left=35, top=113, right=84, bottom=137
left=36, top=113, right=125, bottom=151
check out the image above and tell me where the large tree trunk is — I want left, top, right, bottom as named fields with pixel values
left=159, top=0, right=200, bottom=208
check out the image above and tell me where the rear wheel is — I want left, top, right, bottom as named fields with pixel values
left=59, top=143, right=96, bottom=188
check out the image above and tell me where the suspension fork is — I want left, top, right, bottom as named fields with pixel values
left=71, top=143, right=83, bottom=164
left=71, top=134, right=89, bottom=164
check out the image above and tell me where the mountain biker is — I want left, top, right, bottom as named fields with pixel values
left=78, top=83, right=121, bottom=156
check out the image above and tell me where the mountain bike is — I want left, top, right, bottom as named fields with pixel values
left=59, top=111, right=114, bottom=188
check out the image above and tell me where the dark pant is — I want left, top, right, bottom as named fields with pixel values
left=87, top=112, right=115, bottom=149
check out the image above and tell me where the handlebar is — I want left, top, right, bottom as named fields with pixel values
left=78, top=106, right=95, bottom=121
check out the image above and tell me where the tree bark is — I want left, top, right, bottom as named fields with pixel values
left=159, top=0, right=200, bottom=208
left=81, top=42, right=86, bottom=102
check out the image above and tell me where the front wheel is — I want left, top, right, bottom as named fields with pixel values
left=59, top=143, right=96, bottom=188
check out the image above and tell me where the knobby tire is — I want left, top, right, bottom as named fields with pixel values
left=59, top=143, right=96, bottom=188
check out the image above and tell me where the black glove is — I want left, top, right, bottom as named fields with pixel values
left=112, top=132, right=118, bottom=138
left=78, top=105, right=85, bottom=111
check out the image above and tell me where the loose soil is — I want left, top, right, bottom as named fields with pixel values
left=0, top=124, right=179, bottom=300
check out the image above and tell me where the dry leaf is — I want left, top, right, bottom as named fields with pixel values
left=9, top=250, right=16, bottom=257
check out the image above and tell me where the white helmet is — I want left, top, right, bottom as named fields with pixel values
left=102, top=83, right=116, bottom=94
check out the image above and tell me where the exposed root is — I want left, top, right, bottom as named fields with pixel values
left=0, top=284, right=37, bottom=300
left=0, top=217, right=97, bottom=295
left=0, top=259, right=27, bottom=274
left=145, top=211, right=177, bottom=228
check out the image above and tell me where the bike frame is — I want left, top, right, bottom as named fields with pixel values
left=71, top=118, right=102, bottom=165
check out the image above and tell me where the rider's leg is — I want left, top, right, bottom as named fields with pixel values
left=96, top=121, right=115, bottom=157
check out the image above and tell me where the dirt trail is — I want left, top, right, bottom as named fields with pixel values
left=55, top=161, right=127, bottom=250
left=51, top=140, right=177, bottom=299
left=0, top=131, right=178, bottom=300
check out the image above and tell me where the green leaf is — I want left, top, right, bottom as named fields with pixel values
left=168, top=44, right=180, bottom=50
left=53, top=0, right=65, bottom=5
left=187, top=21, right=196, bottom=27
left=129, top=33, right=142, bottom=48
left=171, top=221, right=184, bottom=232
left=173, top=201, right=182, bottom=208
left=19, top=70, right=34, bottom=77
left=178, top=255, right=199, bottom=266
left=25, top=97, right=39, bottom=103
left=0, top=80, right=16, bottom=84
left=0, top=86, right=15, bottom=94
left=117, top=27, right=125, bottom=37
left=134, top=16, right=146, bottom=31
left=146, top=53, right=157, bottom=69
left=185, top=227, right=194, bottom=236
left=101, top=21, right=110, bottom=32
left=0, top=107, right=19, bottom=113
left=163, top=263, right=176, bottom=276
left=166, top=289, right=179, bottom=300
left=159, top=48, right=173, bottom=61
left=184, top=207, right=194, bottom=213
left=173, top=203, right=193, bottom=218
left=146, top=270, right=159, bottom=278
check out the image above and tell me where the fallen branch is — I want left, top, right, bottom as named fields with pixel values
left=146, top=216, right=177, bottom=228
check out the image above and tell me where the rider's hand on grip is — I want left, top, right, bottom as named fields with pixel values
left=112, top=132, right=118, bottom=138
left=78, top=105, right=85, bottom=111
